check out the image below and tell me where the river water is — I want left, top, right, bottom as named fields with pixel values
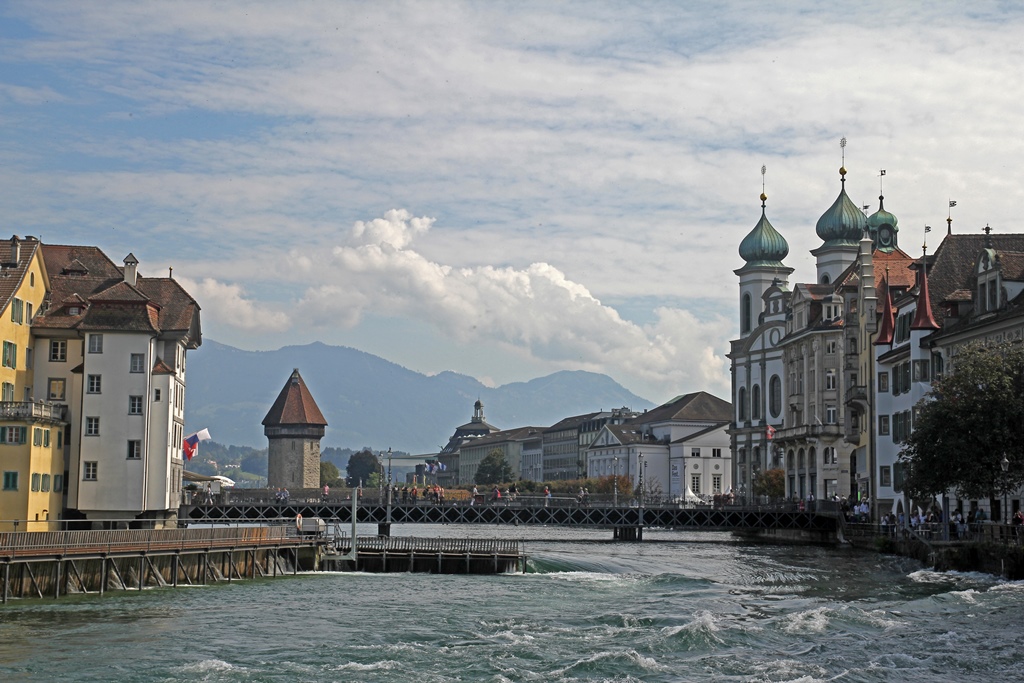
left=1, top=525, right=1021, bottom=682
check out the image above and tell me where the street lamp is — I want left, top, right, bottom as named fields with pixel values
left=613, top=456, right=619, bottom=507
left=644, top=459, right=649, bottom=505
left=1001, top=453, right=1010, bottom=524
left=638, top=452, right=645, bottom=507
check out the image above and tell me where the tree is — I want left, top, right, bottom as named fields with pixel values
left=752, top=468, right=785, bottom=501
left=241, top=452, right=267, bottom=476
left=475, top=448, right=513, bottom=486
left=321, top=461, right=343, bottom=487
left=899, top=340, right=1024, bottom=502
left=346, top=448, right=381, bottom=487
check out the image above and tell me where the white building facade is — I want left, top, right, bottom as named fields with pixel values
left=32, top=247, right=201, bottom=527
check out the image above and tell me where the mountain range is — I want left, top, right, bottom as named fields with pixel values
left=185, top=340, right=654, bottom=454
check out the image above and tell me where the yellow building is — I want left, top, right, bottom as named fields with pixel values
left=0, top=235, right=64, bottom=531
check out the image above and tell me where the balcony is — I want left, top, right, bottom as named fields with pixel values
left=774, top=423, right=842, bottom=443
left=0, top=401, right=67, bottom=423
left=844, top=384, right=868, bottom=407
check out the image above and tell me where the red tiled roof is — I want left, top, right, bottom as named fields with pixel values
left=927, top=234, right=1024, bottom=321
left=910, top=262, right=940, bottom=330
left=0, top=236, right=40, bottom=315
left=874, top=278, right=895, bottom=345
left=41, top=244, right=122, bottom=279
left=997, top=252, right=1024, bottom=280
left=34, top=245, right=201, bottom=342
left=152, top=359, right=175, bottom=375
left=262, top=369, right=328, bottom=426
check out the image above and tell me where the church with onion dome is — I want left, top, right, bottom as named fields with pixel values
left=728, top=148, right=917, bottom=507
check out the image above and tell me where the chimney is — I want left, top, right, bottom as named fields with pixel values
left=123, top=253, right=139, bottom=286
left=9, top=235, right=20, bottom=267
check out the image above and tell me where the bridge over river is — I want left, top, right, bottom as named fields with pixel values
left=180, top=494, right=839, bottom=542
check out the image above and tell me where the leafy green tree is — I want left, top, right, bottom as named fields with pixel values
left=752, top=468, right=785, bottom=501
left=321, top=461, right=343, bottom=487
left=241, top=452, right=267, bottom=476
left=475, top=448, right=513, bottom=485
left=346, top=448, right=381, bottom=487
left=899, top=341, right=1024, bottom=502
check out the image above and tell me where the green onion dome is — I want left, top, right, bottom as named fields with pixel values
left=866, top=194, right=899, bottom=252
left=867, top=195, right=897, bottom=232
left=815, top=167, right=867, bottom=248
left=739, top=193, right=790, bottom=267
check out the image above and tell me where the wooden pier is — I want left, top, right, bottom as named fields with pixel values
left=0, top=526, right=317, bottom=603
left=324, top=536, right=525, bottom=574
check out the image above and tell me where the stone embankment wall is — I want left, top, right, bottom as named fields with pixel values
left=854, top=535, right=1024, bottom=580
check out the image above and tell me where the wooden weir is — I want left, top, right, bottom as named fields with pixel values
left=323, top=536, right=526, bottom=574
left=0, top=526, right=316, bottom=604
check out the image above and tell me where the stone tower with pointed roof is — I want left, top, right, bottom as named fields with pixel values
left=263, top=369, right=328, bottom=489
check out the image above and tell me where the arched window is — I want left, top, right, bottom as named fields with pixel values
left=769, top=375, right=782, bottom=418
left=808, top=447, right=816, bottom=470
left=787, top=449, right=795, bottom=471
left=741, top=293, right=752, bottom=333
left=751, top=384, right=761, bottom=420
left=798, top=448, right=805, bottom=469
left=752, top=446, right=760, bottom=470
left=821, top=273, right=831, bottom=285
left=737, top=387, right=747, bottom=421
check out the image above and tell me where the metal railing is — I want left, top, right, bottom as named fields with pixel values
left=0, top=525, right=301, bottom=559
left=332, top=535, right=520, bottom=555
left=842, top=520, right=1024, bottom=546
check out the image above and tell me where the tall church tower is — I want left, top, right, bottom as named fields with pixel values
left=811, top=143, right=867, bottom=285
left=263, top=369, right=328, bottom=489
left=734, top=169, right=794, bottom=337
left=729, top=174, right=793, bottom=499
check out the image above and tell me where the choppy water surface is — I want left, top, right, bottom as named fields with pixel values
left=2, top=526, right=1021, bottom=682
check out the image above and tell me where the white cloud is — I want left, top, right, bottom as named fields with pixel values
left=4, top=2, right=1024, bottom=400
left=177, top=277, right=290, bottom=332
left=296, top=210, right=733, bottom=398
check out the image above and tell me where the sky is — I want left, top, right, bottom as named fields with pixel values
left=2, top=1, right=1024, bottom=405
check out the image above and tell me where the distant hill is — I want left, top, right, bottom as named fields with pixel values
left=185, top=340, right=654, bottom=454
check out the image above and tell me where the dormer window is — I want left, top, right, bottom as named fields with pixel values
left=68, top=306, right=80, bottom=315
left=976, top=249, right=1001, bottom=313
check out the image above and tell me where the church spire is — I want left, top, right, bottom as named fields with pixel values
left=874, top=272, right=895, bottom=346
left=910, top=248, right=940, bottom=331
